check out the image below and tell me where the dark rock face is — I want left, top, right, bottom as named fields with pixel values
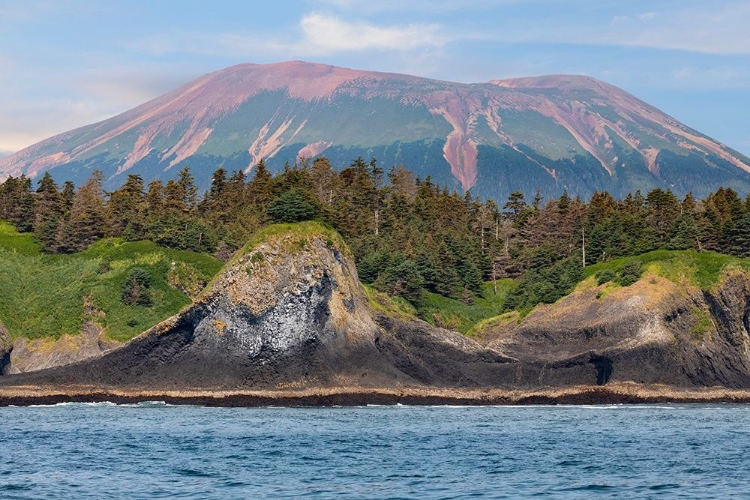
left=373, top=314, right=516, bottom=387
left=1, top=229, right=407, bottom=390
left=0, top=323, right=11, bottom=375
left=482, top=272, right=750, bottom=389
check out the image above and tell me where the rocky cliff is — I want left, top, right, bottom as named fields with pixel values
left=479, top=269, right=750, bottom=389
left=5, top=322, right=119, bottom=375
left=0, top=222, right=511, bottom=392
left=2, top=224, right=750, bottom=404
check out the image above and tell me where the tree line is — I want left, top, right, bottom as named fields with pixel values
left=2, top=157, right=750, bottom=308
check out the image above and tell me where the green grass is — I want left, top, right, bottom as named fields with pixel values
left=583, top=250, right=750, bottom=290
left=690, top=307, right=712, bottom=341
left=466, top=311, right=520, bottom=337
left=231, top=221, right=349, bottom=263
left=0, top=220, right=42, bottom=255
left=362, top=284, right=418, bottom=320
left=0, top=222, right=223, bottom=342
left=415, top=280, right=515, bottom=334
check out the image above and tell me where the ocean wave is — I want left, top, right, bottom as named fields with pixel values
left=26, top=400, right=177, bottom=408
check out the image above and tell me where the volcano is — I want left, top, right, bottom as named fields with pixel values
left=2, top=61, right=749, bottom=200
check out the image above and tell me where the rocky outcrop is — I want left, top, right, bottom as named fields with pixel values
left=3, top=223, right=750, bottom=405
left=0, top=223, right=509, bottom=391
left=5, top=321, right=119, bottom=375
left=479, top=270, right=750, bottom=389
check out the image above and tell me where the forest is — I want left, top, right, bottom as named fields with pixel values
left=2, top=157, right=750, bottom=316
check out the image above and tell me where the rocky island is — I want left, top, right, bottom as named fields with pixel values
left=2, top=222, right=750, bottom=406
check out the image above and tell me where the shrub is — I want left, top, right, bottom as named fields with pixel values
left=618, top=260, right=644, bottom=286
left=121, top=267, right=153, bottom=306
left=374, top=259, right=424, bottom=303
left=595, top=269, right=617, bottom=285
left=504, top=257, right=582, bottom=312
left=266, top=189, right=319, bottom=223
left=97, top=257, right=111, bottom=274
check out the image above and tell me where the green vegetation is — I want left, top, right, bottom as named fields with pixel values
left=416, top=281, right=514, bottom=334
left=0, top=220, right=39, bottom=255
left=3, top=153, right=750, bottom=342
left=266, top=189, right=320, bottom=223
left=584, top=250, right=750, bottom=290
left=362, top=284, right=418, bottom=321
left=690, top=307, right=712, bottom=341
left=503, top=256, right=582, bottom=315
left=595, top=268, right=617, bottom=285
left=617, top=260, right=644, bottom=286
left=121, top=267, right=153, bottom=307
left=230, top=221, right=349, bottom=264
left=0, top=222, right=221, bottom=342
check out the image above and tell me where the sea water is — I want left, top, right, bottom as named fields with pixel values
left=1, top=403, right=749, bottom=498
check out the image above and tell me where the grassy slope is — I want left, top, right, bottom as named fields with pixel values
left=583, top=249, right=750, bottom=290
left=4, top=215, right=749, bottom=344
left=450, top=251, right=750, bottom=337
left=0, top=221, right=222, bottom=342
left=415, top=280, right=515, bottom=334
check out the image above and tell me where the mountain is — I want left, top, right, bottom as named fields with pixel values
left=2, top=61, right=749, bottom=200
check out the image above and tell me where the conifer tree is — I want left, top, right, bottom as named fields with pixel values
left=33, top=172, right=62, bottom=251
left=56, top=170, right=106, bottom=252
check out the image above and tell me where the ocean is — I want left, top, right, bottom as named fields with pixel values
left=1, top=403, right=748, bottom=498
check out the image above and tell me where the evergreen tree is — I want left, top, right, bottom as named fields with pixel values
left=108, top=174, right=145, bottom=238
left=33, top=172, right=62, bottom=251
left=724, top=213, right=750, bottom=257
left=266, top=189, right=319, bottom=223
left=247, top=159, right=275, bottom=208
left=56, top=170, right=106, bottom=252
left=667, top=215, right=701, bottom=251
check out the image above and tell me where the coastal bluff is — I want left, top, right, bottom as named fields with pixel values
left=2, top=222, right=750, bottom=405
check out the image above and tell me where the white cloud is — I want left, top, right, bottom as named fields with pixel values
left=127, top=14, right=449, bottom=58
left=298, top=13, right=446, bottom=52
left=314, top=0, right=536, bottom=13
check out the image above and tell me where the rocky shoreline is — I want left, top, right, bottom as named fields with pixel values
left=3, top=384, right=750, bottom=407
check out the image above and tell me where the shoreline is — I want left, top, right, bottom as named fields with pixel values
left=3, top=383, right=750, bottom=407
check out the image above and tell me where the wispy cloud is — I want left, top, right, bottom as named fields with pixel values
left=602, top=3, right=750, bottom=55
left=314, top=0, right=540, bottom=13
left=493, top=2, right=750, bottom=55
left=127, top=13, right=449, bottom=58
left=298, top=13, right=446, bottom=52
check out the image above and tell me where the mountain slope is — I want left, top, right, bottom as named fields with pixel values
left=2, top=61, right=749, bottom=199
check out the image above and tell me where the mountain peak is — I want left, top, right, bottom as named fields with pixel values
left=490, top=74, right=615, bottom=92
left=2, top=61, right=749, bottom=200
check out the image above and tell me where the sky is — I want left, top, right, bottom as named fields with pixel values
left=0, top=0, right=749, bottom=157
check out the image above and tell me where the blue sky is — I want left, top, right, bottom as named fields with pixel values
left=1, top=0, right=748, bottom=156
